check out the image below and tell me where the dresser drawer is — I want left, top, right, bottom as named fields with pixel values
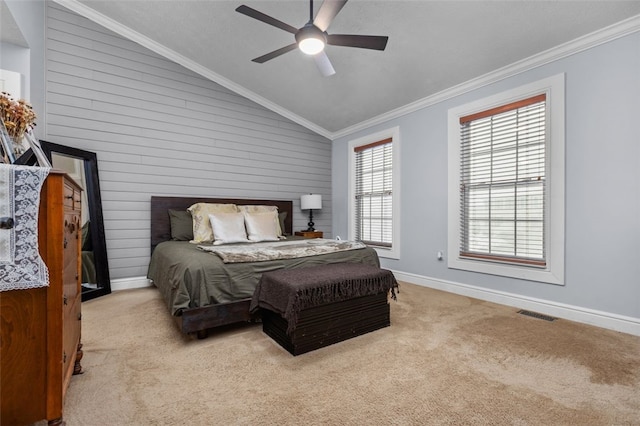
left=63, top=183, right=74, bottom=208
left=63, top=213, right=80, bottom=308
left=63, top=182, right=82, bottom=210
left=63, top=293, right=81, bottom=388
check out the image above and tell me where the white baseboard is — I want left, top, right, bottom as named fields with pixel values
left=391, top=270, right=640, bottom=337
left=110, top=276, right=153, bottom=291
left=108, top=271, right=639, bottom=336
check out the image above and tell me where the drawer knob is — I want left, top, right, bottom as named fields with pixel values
left=0, top=217, right=14, bottom=229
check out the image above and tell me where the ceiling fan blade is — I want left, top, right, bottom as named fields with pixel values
left=313, top=0, right=348, bottom=32
left=236, top=5, right=298, bottom=34
left=313, top=51, right=336, bottom=77
left=327, top=34, right=389, bottom=50
left=251, top=43, right=298, bottom=63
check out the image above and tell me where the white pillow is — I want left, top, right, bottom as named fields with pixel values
left=243, top=211, right=280, bottom=242
left=238, top=205, right=283, bottom=236
left=208, top=212, right=249, bottom=245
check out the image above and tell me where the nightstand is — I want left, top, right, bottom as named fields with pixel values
left=295, top=231, right=323, bottom=239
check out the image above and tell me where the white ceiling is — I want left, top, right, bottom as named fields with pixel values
left=0, top=1, right=27, bottom=47
left=8, top=1, right=640, bottom=138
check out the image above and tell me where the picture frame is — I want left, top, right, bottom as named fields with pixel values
left=24, top=130, right=52, bottom=168
left=7, top=130, right=52, bottom=168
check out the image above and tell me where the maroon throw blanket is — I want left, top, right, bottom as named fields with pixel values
left=250, top=263, right=398, bottom=334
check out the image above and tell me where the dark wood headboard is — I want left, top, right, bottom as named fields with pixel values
left=150, top=196, right=293, bottom=252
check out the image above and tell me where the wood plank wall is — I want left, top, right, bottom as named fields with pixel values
left=45, top=3, right=332, bottom=280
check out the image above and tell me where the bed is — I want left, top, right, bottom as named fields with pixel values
left=147, top=196, right=380, bottom=337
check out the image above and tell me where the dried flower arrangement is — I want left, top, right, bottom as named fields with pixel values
left=0, top=92, right=48, bottom=165
left=0, top=92, right=36, bottom=141
left=0, top=92, right=36, bottom=163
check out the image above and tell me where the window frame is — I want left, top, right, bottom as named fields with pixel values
left=349, top=126, right=400, bottom=260
left=447, top=74, right=565, bottom=285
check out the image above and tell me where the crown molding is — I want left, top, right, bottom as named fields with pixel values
left=50, top=0, right=333, bottom=139
left=330, top=13, right=640, bottom=140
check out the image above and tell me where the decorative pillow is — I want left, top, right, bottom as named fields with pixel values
left=243, top=211, right=280, bottom=242
left=238, top=205, right=283, bottom=236
left=278, top=211, right=288, bottom=236
left=168, top=209, right=194, bottom=241
left=208, top=212, right=249, bottom=245
left=187, top=203, right=238, bottom=243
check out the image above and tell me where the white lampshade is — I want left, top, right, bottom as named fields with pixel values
left=301, top=194, right=322, bottom=210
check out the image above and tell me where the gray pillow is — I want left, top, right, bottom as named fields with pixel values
left=278, top=211, right=288, bottom=235
left=169, top=209, right=194, bottom=241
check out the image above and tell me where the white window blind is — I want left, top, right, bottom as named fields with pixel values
left=459, top=94, right=546, bottom=267
left=354, top=138, right=393, bottom=247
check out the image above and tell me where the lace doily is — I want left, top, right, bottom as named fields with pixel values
left=0, top=164, right=51, bottom=291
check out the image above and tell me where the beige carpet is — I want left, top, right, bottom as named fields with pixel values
left=63, top=283, right=640, bottom=425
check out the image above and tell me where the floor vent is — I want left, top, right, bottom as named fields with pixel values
left=517, top=310, right=557, bottom=322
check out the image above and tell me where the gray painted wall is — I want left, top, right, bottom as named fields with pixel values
left=332, top=32, right=640, bottom=320
left=43, top=3, right=331, bottom=279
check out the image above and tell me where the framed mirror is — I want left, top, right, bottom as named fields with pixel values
left=40, top=140, right=111, bottom=301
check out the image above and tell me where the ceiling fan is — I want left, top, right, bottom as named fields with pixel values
left=235, top=0, right=389, bottom=76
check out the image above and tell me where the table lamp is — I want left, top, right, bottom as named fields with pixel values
left=300, top=194, right=322, bottom=231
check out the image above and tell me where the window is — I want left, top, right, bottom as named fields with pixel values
left=349, top=127, right=400, bottom=259
left=448, top=75, right=564, bottom=284
left=355, top=138, right=393, bottom=246
left=460, top=94, right=546, bottom=266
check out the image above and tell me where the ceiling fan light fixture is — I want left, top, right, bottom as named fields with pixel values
left=296, top=24, right=326, bottom=55
left=299, top=37, right=325, bottom=55
left=236, top=1, right=389, bottom=76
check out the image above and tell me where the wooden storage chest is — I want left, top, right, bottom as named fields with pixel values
left=262, top=292, right=390, bottom=356
left=253, top=263, right=398, bottom=356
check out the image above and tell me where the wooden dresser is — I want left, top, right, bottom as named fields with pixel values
left=0, top=170, right=83, bottom=425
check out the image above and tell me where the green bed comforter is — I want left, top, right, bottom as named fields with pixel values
left=147, top=239, right=380, bottom=316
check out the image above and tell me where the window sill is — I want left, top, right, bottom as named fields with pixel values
left=448, top=256, right=563, bottom=285
left=373, top=246, right=400, bottom=260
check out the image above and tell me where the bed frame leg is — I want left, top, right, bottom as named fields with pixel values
left=196, top=329, right=209, bottom=339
